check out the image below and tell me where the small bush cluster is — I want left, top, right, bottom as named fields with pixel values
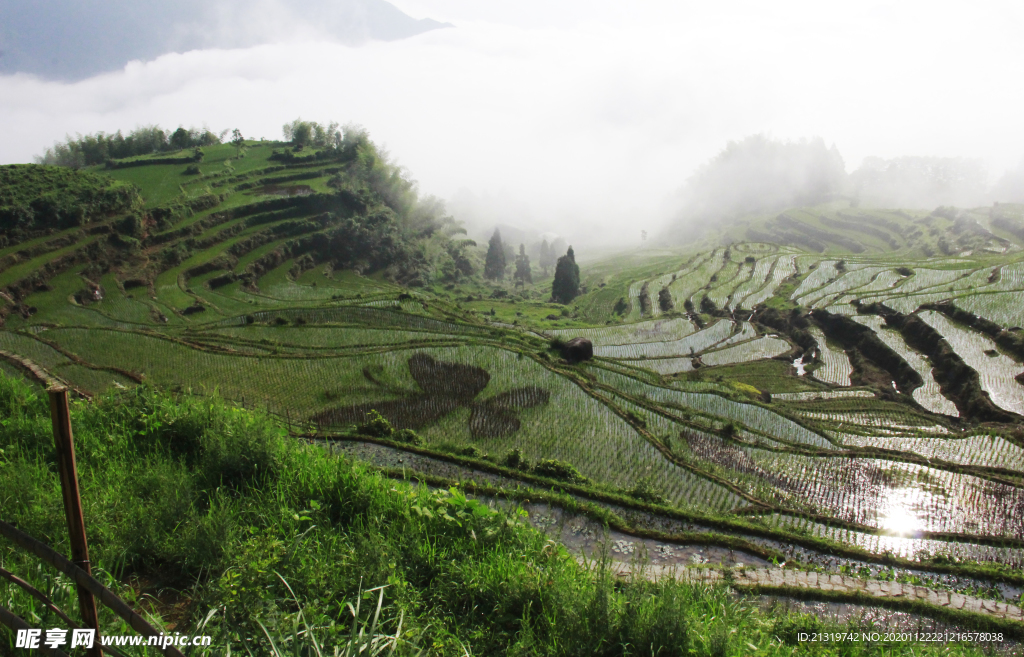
left=533, top=459, right=589, bottom=484
left=356, top=409, right=394, bottom=437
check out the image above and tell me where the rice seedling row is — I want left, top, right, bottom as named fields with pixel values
left=940, top=267, right=1001, bottom=295
left=807, top=327, right=853, bottom=386
left=626, top=250, right=716, bottom=318
left=588, top=366, right=837, bottom=450
left=729, top=448, right=1024, bottom=538
left=706, top=259, right=749, bottom=308
left=0, top=330, right=74, bottom=372
left=849, top=269, right=905, bottom=295
left=989, top=260, right=1024, bottom=291
left=211, top=305, right=490, bottom=336
left=765, top=513, right=1024, bottom=566
left=798, top=411, right=951, bottom=434
left=850, top=314, right=959, bottom=416
left=729, top=254, right=774, bottom=309
left=876, top=291, right=957, bottom=314
left=666, top=247, right=726, bottom=308
left=790, top=260, right=837, bottom=300
left=890, top=268, right=970, bottom=295
left=606, top=398, right=747, bottom=509
left=549, top=317, right=696, bottom=346
left=719, top=321, right=758, bottom=346
left=596, top=319, right=733, bottom=359
left=626, top=279, right=644, bottom=320
left=772, top=390, right=876, bottom=402
left=802, top=266, right=886, bottom=309
left=794, top=255, right=821, bottom=276
left=202, top=326, right=466, bottom=349
left=257, top=266, right=398, bottom=302
left=956, top=291, right=1024, bottom=328
left=919, top=310, right=1024, bottom=416
left=727, top=255, right=775, bottom=309
left=629, top=356, right=695, bottom=375
left=837, top=432, right=1024, bottom=473
left=700, top=336, right=790, bottom=367
left=742, top=254, right=798, bottom=308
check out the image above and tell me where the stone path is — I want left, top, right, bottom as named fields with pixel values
left=591, top=560, right=1024, bottom=622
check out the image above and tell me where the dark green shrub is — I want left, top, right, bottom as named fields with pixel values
left=357, top=410, right=393, bottom=437
left=533, top=459, right=588, bottom=484
left=184, top=164, right=202, bottom=175
left=394, top=428, right=421, bottom=445
left=502, top=448, right=530, bottom=471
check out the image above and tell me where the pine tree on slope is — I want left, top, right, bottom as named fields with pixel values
left=551, top=246, right=580, bottom=303
left=484, top=229, right=506, bottom=281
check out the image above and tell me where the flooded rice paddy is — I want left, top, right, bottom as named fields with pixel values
left=327, top=438, right=1024, bottom=631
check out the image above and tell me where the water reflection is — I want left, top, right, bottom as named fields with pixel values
left=880, top=489, right=923, bottom=536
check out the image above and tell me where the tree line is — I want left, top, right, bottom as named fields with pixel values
left=484, top=228, right=580, bottom=303
left=35, top=125, right=224, bottom=169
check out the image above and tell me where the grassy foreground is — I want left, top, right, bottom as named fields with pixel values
left=0, top=374, right=991, bottom=656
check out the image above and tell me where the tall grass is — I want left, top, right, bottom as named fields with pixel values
left=0, top=375, right=990, bottom=655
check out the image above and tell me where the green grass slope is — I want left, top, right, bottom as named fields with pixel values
left=0, top=375, right=994, bottom=656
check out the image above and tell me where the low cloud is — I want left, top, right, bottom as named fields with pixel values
left=1, top=1, right=1022, bottom=248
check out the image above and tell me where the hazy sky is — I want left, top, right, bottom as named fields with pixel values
left=1, top=0, right=1022, bottom=243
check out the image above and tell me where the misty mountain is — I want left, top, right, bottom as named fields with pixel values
left=850, top=156, right=989, bottom=209
left=0, top=0, right=451, bottom=81
left=668, top=135, right=847, bottom=238
left=992, top=160, right=1024, bottom=204
left=448, top=189, right=543, bottom=243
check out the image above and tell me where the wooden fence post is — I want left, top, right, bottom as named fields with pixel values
left=48, top=386, right=103, bottom=657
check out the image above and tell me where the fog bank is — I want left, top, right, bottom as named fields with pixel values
left=1, top=1, right=1022, bottom=249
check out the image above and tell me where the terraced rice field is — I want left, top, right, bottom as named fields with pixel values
left=549, top=317, right=695, bottom=345
left=919, top=310, right=1024, bottom=415
left=594, top=319, right=734, bottom=359
left=838, top=432, right=1024, bottom=471
left=851, top=314, right=959, bottom=416
left=772, top=390, right=875, bottom=402
left=700, top=336, right=790, bottom=367
left=807, top=327, right=853, bottom=386
left=7, top=157, right=1024, bottom=626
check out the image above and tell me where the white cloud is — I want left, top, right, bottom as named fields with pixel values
left=1, top=0, right=1022, bottom=246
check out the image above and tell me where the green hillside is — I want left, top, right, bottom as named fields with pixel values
left=3, top=377, right=996, bottom=655
left=4, top=128, right=1024, bottom=650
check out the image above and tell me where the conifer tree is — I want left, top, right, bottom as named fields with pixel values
left=514, top=244, right=532, bottom=287
left=551, top=246, right=580, bottom=303
left=539, top=239, right=553, bottom=275
left=484, top=229, right=506, bottom=280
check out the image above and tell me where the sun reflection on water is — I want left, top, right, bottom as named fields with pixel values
left=879, top=489, right=923, bottom=536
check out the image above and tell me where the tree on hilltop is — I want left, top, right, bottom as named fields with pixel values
left=484, top=229, right=506, bottom=281
left=514, top=244, right=532, bottom=288
left=231, top=128, right=246, bottom=157
left=551, top=246, right=580, bottom=304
